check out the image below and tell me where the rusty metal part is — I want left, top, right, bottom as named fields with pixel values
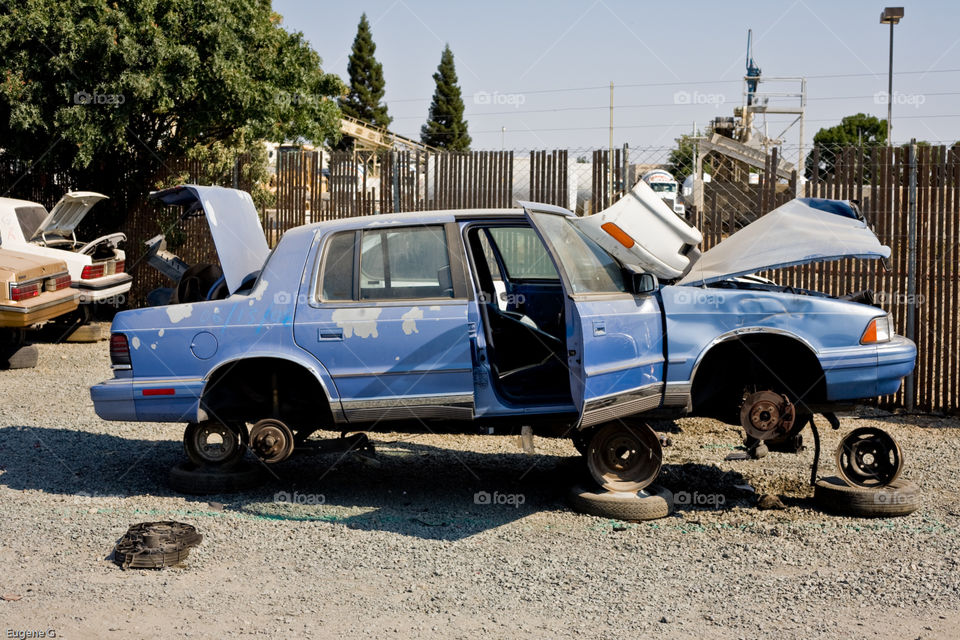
left=113, top=521, right=202, bottom=570
left=586, top=421, right=663, bottom=492
left=249, top=418, right=295, bottom=464
left=835, top=426, right=903, bottom=488
left=183, top=420, right=243, bottom=466
left=740, top=390, right=796, bottom=441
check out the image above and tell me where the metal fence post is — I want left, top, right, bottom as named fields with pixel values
left=905, top=139, right=918, bottom=411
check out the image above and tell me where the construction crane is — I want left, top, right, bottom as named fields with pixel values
left=745, top=29, right=761, bottom=107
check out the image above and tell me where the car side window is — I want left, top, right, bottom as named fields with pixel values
left=359, top=226, right=453, bottom=300
left=487, top=227, right=560, bottom=281
left=319, top=231, right=356, bottom=301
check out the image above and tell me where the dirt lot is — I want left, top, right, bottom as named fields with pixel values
left=1, top=335, right=959, bottom=639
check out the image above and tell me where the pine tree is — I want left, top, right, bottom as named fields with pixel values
left=338, top=14, right=390, bottom=148
left=421, top=45, right=471, bottom=150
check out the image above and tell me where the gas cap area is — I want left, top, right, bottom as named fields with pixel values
left=190, top=331, right=218, bottom=360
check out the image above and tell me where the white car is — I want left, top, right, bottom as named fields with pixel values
left=0, top=192, right=131, bottom=306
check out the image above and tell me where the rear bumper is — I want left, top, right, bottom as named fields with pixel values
left=821, top=335, right=916, bottom=400
left=90, top=376, right=205, bottom=422
left=76, top=273, right=132, bottom=304
left=0, top=290, right=80, bottom=327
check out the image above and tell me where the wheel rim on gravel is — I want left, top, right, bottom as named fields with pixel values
left=586, top=421, right=663, bottom=492
left=249, top=418, right=295, bottom=464
left=835, top=426, right=903, bottom=488
left=188, top=421, right=241, bottom=465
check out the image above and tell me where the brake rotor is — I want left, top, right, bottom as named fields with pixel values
left=249, top=418, right=295, bottom=464
left=113, top=521, right=202, bottom=570
left=835, top=426, right=903, bottom=487
left=740, top=390, right=796, bottom=441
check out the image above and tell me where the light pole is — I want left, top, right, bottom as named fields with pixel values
left=880, top=7, right=904, bottom=146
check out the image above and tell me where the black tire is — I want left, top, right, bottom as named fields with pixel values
left=2, top=344, right=39, bottom=370
left=168, top=461, right=267, bottom=495
left=567, top=483, right=673, bottom=521
left=814, top=475, right=920, bottom=517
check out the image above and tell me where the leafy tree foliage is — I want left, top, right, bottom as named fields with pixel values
left=805, top=113, right=887, bottom=178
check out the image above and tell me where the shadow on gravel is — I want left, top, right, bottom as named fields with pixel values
left=0, top=426, right=786, bottom=539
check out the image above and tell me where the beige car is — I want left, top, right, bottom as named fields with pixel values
left=0, top=248, right=79, bottom=368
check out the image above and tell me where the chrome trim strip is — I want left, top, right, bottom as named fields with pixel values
left=581, top=383, right=663, bottom=428
left=340, top=393, right=474, bottom=409
left=662, top=381, right=692, bottom=408
left=587, top=357, right=665, bottom=378
left=332, top=367, right=473, bottom=379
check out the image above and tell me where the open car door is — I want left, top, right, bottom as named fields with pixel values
left=520, top=202, right=665, bottom=428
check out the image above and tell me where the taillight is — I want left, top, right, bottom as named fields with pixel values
left=9, top=282, right=40, bottom=301
left=115, top=260, right=125, bottom=274
left=81, top=264, right=106, bottom=279
left=110, top=333, right=131, bottom=366
left=44, top=273, right=72, bottom=291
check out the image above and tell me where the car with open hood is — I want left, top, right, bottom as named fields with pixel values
left=0, top=192, right=131, bottom=306
left=89, top=183, right=915, bottom=493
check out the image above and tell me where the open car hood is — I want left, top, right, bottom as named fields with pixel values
left=149, top=185, right=269, bottom=294
left=570, top=180, right=703, bottom=280
left=31, top=191, right=109, bottom=240
left=679, top=198, right=891, bottom=286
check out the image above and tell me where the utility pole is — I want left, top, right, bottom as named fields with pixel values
left=608, top=81, right=614, bottom=205
left=905, top=138, right=917, bottom=411
left=880, top=8, right=904, bottom=146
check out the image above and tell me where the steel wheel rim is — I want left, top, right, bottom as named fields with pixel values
left=835, top=427, right=902, bottom=487
left=191, top=422, right=240, bottom=464
left=587, top=422, right=662, bottom=492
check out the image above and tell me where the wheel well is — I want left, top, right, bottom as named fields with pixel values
left=690, top=334, right=826, bottom=424
left=202, top=358, right=333, bottom=431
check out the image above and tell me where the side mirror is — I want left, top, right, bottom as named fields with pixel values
left=623, top=266, right=658, bottom=295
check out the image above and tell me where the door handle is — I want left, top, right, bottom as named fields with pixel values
left=318, top=328, right=344, bottom=341
left=593, top=320, right=606, bottom=336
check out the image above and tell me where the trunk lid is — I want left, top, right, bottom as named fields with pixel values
left=149, top=185, right=269, bottom=294
left=31, top=191, right=109, bottom=240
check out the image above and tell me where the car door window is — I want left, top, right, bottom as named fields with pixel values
left=530, top=212, right=626, bottom=294
left=318, top=231, right=356, bottom=301
left=359, top=226, right=453, bottom=300
left=488, top=227, right=560, bottom=281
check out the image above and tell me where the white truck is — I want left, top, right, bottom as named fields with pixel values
left=641, top=169, right=685, bottom=218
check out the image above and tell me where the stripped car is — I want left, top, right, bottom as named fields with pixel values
left=90, top=183, right=916, bottom=492
left=0, top=192, right=131, bottom=307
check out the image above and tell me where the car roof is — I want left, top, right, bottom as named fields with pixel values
left=0, top=197, right=45, bottom=211
left=302, top=207, right=527, bottom=234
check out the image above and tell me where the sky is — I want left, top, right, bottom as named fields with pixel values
left=273, top=0, right=960, bottom=154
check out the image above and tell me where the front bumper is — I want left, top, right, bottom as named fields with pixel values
left=90, top=375, right=205, bottom=422
left=821, top=334, right=916, bottom=400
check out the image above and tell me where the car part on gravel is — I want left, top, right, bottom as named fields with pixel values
left=249, top=418, right=295, bottom=464
left=168, top=460, right=267, bottom=495
left=1, top=343, right=38, bottom=369
left=568, top=483, right=673, bottom=521
left=585, top=421, right=663, bottom=492
left=64, top=322, right=102, bottom=343
left=814, top=475, right=920, bottom=517
left=183, top=420, right=246, bottom=468
left=112, top=521, right=202, bottom=569
left=835, top=426, right=902, bottom=487
left=739, top=390, right=796, bottom=441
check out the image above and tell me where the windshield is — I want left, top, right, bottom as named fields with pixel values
left=15, top=205, right=49, bottom=240
left=648, top=182, right=676, bottom=193
left=529, top=212, right=625, bottom=294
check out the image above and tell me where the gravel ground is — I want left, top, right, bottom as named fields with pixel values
left=1, top=332, right=959, bottom=639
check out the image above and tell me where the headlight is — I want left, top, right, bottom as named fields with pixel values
left=861, top=314, right=893, bottom=344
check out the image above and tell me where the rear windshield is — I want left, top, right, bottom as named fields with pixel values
left=15, top=206, right=48, bottom=240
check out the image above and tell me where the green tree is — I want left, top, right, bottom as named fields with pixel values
left=336, top=13, right=391, bottom=149
left=421, top=45, right=470, bottom=150
left=805, top=113, right=887, bottom=178
left=668, top=133, right=713, bottom=179
left=0, top=0, right=343, bottom=230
